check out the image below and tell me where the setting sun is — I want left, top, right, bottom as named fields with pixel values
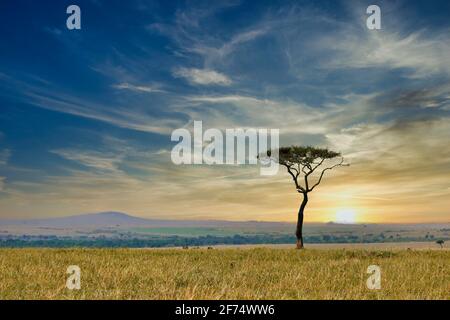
left=335, top=209, right=357, bottom=224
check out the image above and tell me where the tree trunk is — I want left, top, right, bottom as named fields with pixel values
left=296, top=193, right=308, bottom=249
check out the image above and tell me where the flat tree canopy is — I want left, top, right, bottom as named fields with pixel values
left=266, top=146, right=346, bottom=194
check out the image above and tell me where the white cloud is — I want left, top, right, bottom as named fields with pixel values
left=51, top=149, right=122, bottom=172
left=173, top=68, right=232, bottom=86
left=25, top=90, right=181, bottom=134
left=187, top=95, right=262, bottom=104
left=181, top=94, right=328, bottom=135
left=1, top=72, right=183, bottom=135
left=112, top=82, right=166, bottom=93
left=322, top=28, right=450, bottom=78
left=148, top=2, right=269, bottom=69
left=188, top=28, right=269, bottom=64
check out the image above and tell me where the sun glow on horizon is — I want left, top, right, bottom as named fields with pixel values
left=335, top=209, right=358, bottom=224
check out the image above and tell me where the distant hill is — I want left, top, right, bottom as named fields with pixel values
left=0, top=211, right=152, bottom=227
left=0, top=211, right=294, bottom=229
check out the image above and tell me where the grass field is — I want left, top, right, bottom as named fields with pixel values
left=0, top=248, right=448, bottom=299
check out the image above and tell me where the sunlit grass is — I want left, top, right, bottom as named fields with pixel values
left=0, top=248, right=448, bottom=299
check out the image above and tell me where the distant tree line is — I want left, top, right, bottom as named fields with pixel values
left=0, top=233, right=448, bottom=248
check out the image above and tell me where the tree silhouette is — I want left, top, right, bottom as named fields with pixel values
left=260, top=146, right=348, bottom=249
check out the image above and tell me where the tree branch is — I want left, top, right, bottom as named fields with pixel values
left=284, top=164, right=306, bottom=193
left=308, top=157, right=348, bottom=192
left=308, top=157, right=325, bottom=176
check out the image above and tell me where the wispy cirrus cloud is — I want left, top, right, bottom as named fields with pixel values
left=50, top=149, right=123, bottom=172
left=186, top=27, right=269, bottom=65
left=112, top=82, right=166, bottom=93
left=24, top=90, right=181, bottom=135
left=172, top=68, right=232, bottom=86
left=181, top=94, right=327, bottom=135
left=0, top=73, right=183, bottom=135
left=148, top=2, right=269, bottom=67
left=324, top=29, right=450, bottom=78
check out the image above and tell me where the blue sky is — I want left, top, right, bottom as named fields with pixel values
left=0, top=0, right=449, bottom=222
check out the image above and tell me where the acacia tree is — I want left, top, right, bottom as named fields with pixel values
left=261, top=146, right=348, bottom=249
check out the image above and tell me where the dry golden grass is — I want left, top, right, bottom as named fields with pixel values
left=0, top=248, right=448, bottom=300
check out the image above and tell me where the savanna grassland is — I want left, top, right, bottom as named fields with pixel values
left=0, top=248, right=448, bottom=300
